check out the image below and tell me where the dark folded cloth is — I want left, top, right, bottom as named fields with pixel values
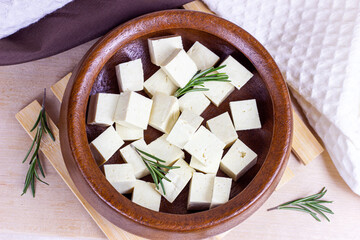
left=0, top=0, right=191, bottom=66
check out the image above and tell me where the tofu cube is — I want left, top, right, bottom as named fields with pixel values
left=115, top=59, right=144, bottom=91
left=187, top=172, right=215, bottom=210
left=189, top=147, right=223, bottom=174
left=149, top=92, right=180, bottom=134
left=148, top=134, right=185, bottom=166
left=206, top=112, right=237, bottom=148
left=87, top=93, right=119, bottom=126
left=132, top=180, right=161, bottom=211
left=148, top=35, right=183, bottom=66
left=115, top=123, right=143, bottom=141
left=114, top=91, right=153, bottom=130
left=178, top=92, right=210, bottom=115
left=143, top=69, right=178, bottom=97
left=119, top=139, right=151, bottom=178
left=230, top=99, right=261, bottom=131
left=210, top=177, right=232, bottom=208
left=187, top=41, right=219, bottom=70
left=161, top=49, right=198, bottom=88
left=166, top=110, right=203, bottom=148
left=184, top=126, right=225, bottom=165
left=104, top=164, right=136, bottom=194
left=89, top=126, right=124, bottom=166
left=217, top=55, right=253, bottom=90
left=203, top=81, right=234, bottom=107
left=156, top=171, right=180, bottom=202
left=169, top=158, right=195, bottom=182
left=157, top=159, right=195, bottom=203
left=220, top=139, right=258, bottom=181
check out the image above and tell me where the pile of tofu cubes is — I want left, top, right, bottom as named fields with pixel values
left=88, top=35, right=261, bottom=212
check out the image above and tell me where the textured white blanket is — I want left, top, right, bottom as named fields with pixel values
left=0, top=0, right=72, bottom=39
left=204, top=0, right=360, bottom=195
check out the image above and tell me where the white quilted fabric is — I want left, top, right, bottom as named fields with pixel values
left=0, top=0, right=73, bottom=39
left=204, top=0, right=360, bottom=195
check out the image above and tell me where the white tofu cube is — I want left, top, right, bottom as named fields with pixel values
left=161, top=49, right=198, bottom=88
left=148, top=35, right=183, bottom=66
left=184, top=126, right=225, bottom=165
left=187, top=172, right=215, bottom=210
left=115, top=123, right=143, bottom=141
left=210, top=177, right=232, bottom=208
left=89, top=126, right=124, bottom=166
left=143, top=69, right=178, bottom=97
left=119, top=139, right=151, bottom=178
left=203, top=81, right=234, bottom=107
left=148, top=134, right=185, bottom=166
left=156, top=171, right=180, bottom=203
left=87, top=93, right=119, bottom=126
left=217, top=55, right=253, bottom=90
left=178, top=92, right=210, bottom=115
left=187, top=41, right=220, bottom=70
left=166, top=110, right=203, bottom=148
left=189, top=148, right=223, bottom=174
left=206, top=112, right=237, bottom=148
left=104, top=164, right=136, bottom=194
left=230, top=99, right=261, bottom=131
left=220, top=139, right=258, bottom=181
left=149, top=92, right=180, bottom=134
left=170, top=158, right=195, bottom=181
left=114, top=91, right=153, bottom=130
left=157, top=159, right=195, bottom=203
left=115, top=59, right=144, bottom=91
left=132, top=180, right=161, bottom=211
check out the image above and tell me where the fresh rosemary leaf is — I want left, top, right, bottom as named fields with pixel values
left=305, top=203, right=330, bottom=222
left=21, top=89, right=55, bottom=197
left=136, top=148, right=166, bottom=163
left=174, top=65, right=230, bottom=97
left=30, top=111, right=42, bottom=132
left=135, top=147, right=180, bottom=195
left=268, top=187, right=333, bottom=222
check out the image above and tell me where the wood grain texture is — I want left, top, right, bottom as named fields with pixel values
left=51, top=73, right=72, bottom=102
left=183, top=0, right=214, bottom=14
left=292, top=110, right=324, bottom=165
left=15, top=101, right=143, bottom=240
left=275, top=167, right=295, bottom=191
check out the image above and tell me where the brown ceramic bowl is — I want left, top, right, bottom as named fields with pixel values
left=60, top=10, right=292, bottom=239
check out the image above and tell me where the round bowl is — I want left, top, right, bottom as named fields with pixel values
left=60, top=10, right=293, bottom=239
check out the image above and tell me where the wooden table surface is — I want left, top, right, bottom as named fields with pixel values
left=1, top=39, right=359, bottom=240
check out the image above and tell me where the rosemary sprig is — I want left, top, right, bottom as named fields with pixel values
left=22, top=89, right=55, bottom=197
left=174, top=65, right=230, bottom=97
left=268, top=187, right=333, bottom=222
left=135, top=148, right=180, bottom=195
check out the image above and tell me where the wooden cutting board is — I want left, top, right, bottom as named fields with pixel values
left=14, top=2, right=324, bottom=239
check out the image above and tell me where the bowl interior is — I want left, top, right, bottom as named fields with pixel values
left=85, top=28, right=274, bottom=214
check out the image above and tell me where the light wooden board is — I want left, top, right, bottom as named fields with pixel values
left=15, top=101, right=143, bottom=240
left=275, top=167, right=295, bottom=191
left=183, top=0, right=214, bottom=14
left=292, top=110, right=324, bottom=165
left=51, top=73, right=72, bottom=102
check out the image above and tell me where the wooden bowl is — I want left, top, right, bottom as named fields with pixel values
left=60, top=10, right=292, bottom=239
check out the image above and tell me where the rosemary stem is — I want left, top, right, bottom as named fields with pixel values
left=21, top=88, right=54, bottom=197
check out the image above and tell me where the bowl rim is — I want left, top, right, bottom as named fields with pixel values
left=60, top=9, right=293, bottom=238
